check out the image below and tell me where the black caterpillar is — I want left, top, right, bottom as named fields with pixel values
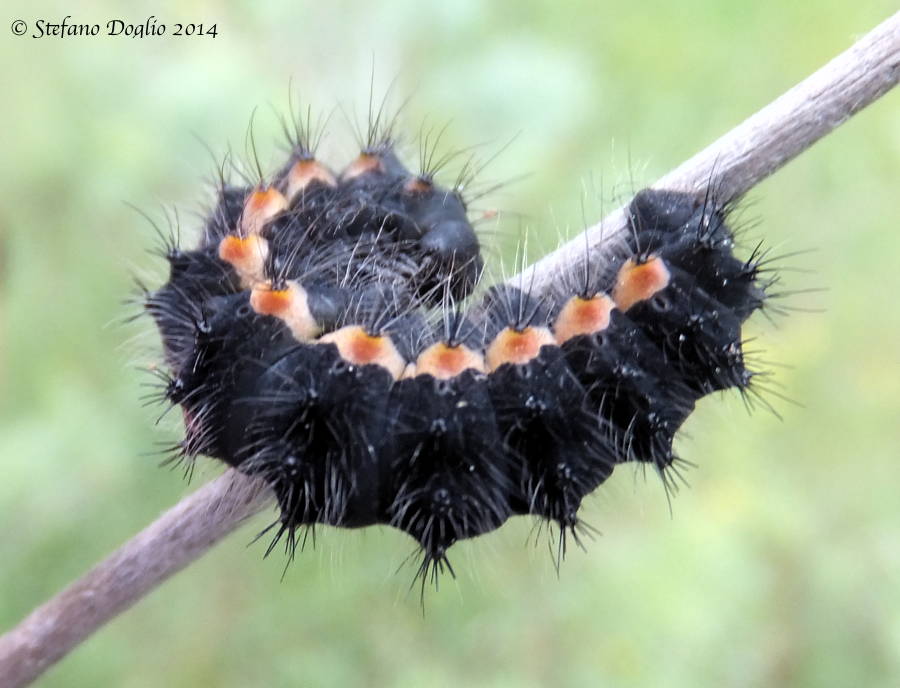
left=141, top=110, right=775, bottom=583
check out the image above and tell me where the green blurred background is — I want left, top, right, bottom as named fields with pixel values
left=2, top=1, right=899, bottom=686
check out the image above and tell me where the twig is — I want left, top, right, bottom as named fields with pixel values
left=1, top=11, right=898, bottom=688
left=524, top=12, right=900, bottom=293
left=0, top=472, right=273, bottom=688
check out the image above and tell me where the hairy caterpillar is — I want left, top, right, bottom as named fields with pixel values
left=141, top=102, right=779, bottom=585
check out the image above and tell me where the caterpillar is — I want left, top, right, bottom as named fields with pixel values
left=141, top=103, right=777, bottom=585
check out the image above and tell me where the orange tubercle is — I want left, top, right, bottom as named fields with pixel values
left=485, top=326, right=556, bottom=371
left=554, top=295, right=616, bottom=344
left=218, top=234, right=252, bottom=263
left=250, top=285, right=292, bottom=315
left=239, top=187, right=287, bottom=237
left=217, top=234, right=269, bottom=286
left=318, top=326, right=406, bottom=379
left=249, top=281, right=320, bottom=341
left=403, top=177, right=433, bottom=194
left=415, top=342, right=486, bottom=380
left=613, top=256, right=671, bottom=311
left=285, top=159, right=337, bottom=200
left=341, top=153, right=383, bottom=180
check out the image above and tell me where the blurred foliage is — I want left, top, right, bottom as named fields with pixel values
left=1, top=1, right=899, bottom=686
